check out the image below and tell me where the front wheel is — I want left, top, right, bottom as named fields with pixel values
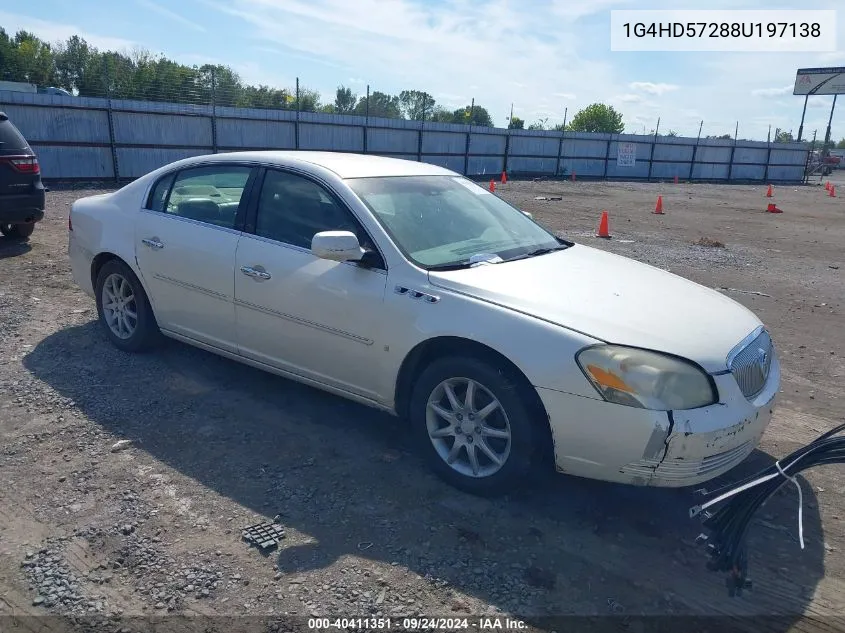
left=410, top=356, right=540, bottom=496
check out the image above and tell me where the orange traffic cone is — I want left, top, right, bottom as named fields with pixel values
left=674, top=175, right=679, bottom=185
left=653, top=195, right=664, bottom=214
left=571, top=171, right=576, bottom=182
left=501, top=170, right=507, bottom=184
left=766, top=203, right=783, bottom=213
left=825, top=181, right=831, bottom=191
left=831, top=185, right=837, bottom=198
left=596, top=211, right=611, bottom=238
left=766, top=184, right=773, bottom=198
left=489, top=179, right=496, bottom=192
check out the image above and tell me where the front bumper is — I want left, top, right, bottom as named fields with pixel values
left=537, top=354, right=780, bottom=488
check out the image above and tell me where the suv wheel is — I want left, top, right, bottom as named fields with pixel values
left=95, top=259, right=160, bottom=352
left=410, top=356, right=539, bottom=496
left=0, top=223, right=35, bottom=238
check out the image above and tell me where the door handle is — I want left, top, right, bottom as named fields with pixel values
left=240, top=265, right=271, bottom=280
left=141, top=237, right=164, bottom=250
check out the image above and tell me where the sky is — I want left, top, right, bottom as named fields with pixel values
left=2, top=0, right=844, bottom=141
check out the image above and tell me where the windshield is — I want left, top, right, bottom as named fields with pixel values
left=346, top=175, right=563, bottom=268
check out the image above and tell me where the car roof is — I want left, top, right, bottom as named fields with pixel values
left=193, top=151, right=457, bottom=179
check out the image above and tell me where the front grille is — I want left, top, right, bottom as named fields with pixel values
left=619, top=441, right=754, bottom=482
left=728, top=328, right=774, bottom=399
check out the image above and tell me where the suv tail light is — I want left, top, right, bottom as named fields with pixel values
left=0, top=155, right=40, bottom=174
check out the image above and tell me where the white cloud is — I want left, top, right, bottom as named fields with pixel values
left=617, top=93, right=643, bottom=103
left=135, top=0, right=206, bottom=32
left=0, top=10, right=136, bottom=51
left=751, top=85, right=793, bottom=97
left=629, top=82, right=679, bottom=96
left=553, top=92, right=577, bottom=100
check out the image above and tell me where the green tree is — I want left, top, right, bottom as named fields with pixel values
left=12, top=31, right=55, bottom=85
left=508, top=116, right=524, bottom=129
left=528, top=117, right=549, bottom=131
left=354, top=91, right=402, bottom=118
left=666, top=129, right=678, bottom=137
left=333, top=85, right=356, bottom=114
left=399, top=89, right=435, bottom=120
left=837, top=138, right=845, bottom=149
left=707, top=134, right=734, bottom=140
left=428, top=106, right=455, bottom=123
left=566, top=103, right=624, bottom=133
left=449, top=104, right=493, bottom=126
left=774, top=130, right=794, bottom=143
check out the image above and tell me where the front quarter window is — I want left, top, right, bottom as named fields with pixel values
left=346, top=175, right=565, bottom=268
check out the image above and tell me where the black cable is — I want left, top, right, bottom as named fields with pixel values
left=691, top=423, right=845, bottom=596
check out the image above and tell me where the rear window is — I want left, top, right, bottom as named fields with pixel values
left=0, top=119, right=28, bottom=150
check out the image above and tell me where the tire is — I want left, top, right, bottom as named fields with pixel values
left=94, top=259, right=160, bottom=352
left=0, top=222, right=34, bottom=238
left=410, top=355, right=540, bottom=496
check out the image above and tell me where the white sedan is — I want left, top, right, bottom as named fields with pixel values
left=68, top=151, right=779, bottom=495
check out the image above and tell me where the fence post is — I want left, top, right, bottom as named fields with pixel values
left=805, top=129, right=817, bottom=183
left=727, top=121, right=738, bottom=182
left=503, top=130, right=510, bottom=176
left=554, top=108, right=567, bottom=177
left=688, top=120, right=703, bottom=182
left=104, top=64, right=119, bottom=184
left=210, top=68, right=218, bottom=154
left=295, top=77, right=300, bottom=150
left=763, top=125, right=772, bottom=183
left=602, top=134, right=612, bottom=179
left=463, top=98, right=474, bottom=176
left=362, top=84, right=369, bottom=154
left=646, top=117, right=659, bottom=182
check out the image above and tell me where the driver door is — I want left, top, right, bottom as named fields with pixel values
left=234, top=168, right=389, bottom=401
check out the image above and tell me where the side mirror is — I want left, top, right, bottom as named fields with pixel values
left=311, top=230, right=365, bottom=262
left=522, top=210, right=533, bottom=219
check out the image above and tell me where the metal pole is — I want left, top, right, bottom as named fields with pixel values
left=363, top=84, right=369, bottom=154
left=647, top=117, right=660, bottom=181
left=807, top=129, right=817, bottom=183
left=210, top=67, right=218, bottom=154
left=417, top=98, right=425, bottom=162
left=105, top=62, right=119, bottom=183
left=555, top=106, right=567, bottom=177
left=295, top=77, right=300, bottom=150
left=797, top=95, right=809, bottom=142
left=463, top=97, right=474, bottom=176
left=509, top=103, right=514, bottom=126
left=764, top=124, right=772, bottom=183
left=726, top=121, right=739, bottom=181
left=688, top=120, right=703, bottom=182
left=823, top=94, right=838, bottom=150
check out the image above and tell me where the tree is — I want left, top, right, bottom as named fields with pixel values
left=666, top=130, right=678, bottom=137
left=508, top=116, right=524, bottom=129
left=399, top=90, right=435, bottom=120
left=354, top=91, right=401, bottom=119
left=566, top=103, right=624, bottom=133
left=451, top=104, right=493, bottom=127
left=528, top=117, right=549, bottom=131
left=707, top=134, right=733, bottom=140
left=774, top=130, right=794, bottom=143
left=333, top=85, right=356, bottom=114
left=837, top=138, right=845, bottom=149
left=428, top=106, right=455, bottom=123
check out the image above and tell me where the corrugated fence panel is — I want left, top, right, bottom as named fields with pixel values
left=694, top=145, right=733, bottom=164
left=2, top=105, right=110, bottom=143
left=422, top=155, right=464, bottom=172
left=733, top=146, right=768, bottom=164
left=563, top=138, right=607, bottom=159
left=653, top=142, right=694, bottom=162
left=650, top=163, right=689, bottom=179
left=300, top=123, right=363, bottom=151
left=469, top=134, right=506, bottom=155
left=31, top=144, right=113, bottom=179
left=509, top=135, right=559, bottom=157
left=216, top=119, right=295, bottom=149
left=116, top=148, right=209, bottom=178
left=508, top=157, right=558, bottom=174
left=560, top=158, right=604, bottom=177
left=770, top=148, right=808, bottom=165
left=368, top=128, right=418, bottom=153
left=113, top=112, right=212, bottom=147
left=731, top=164, right=766, bottom=179
left=468, top=156, right=504, bottom=176
left=692, top=163, right=731, bottom=180
left=422, top=132, right=465, bottom=154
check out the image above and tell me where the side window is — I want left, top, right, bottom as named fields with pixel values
left=255, top=169, right=374, bottom=252
left=159, top=165, right=252, bottom=229
left=147, top=173, right=174, bottom=211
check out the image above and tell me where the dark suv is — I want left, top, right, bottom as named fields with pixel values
left=0, top=111, right=45, bottom=239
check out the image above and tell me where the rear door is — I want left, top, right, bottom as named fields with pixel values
left=135, top=163, right=256, bottom=353
left=0, top=117, right=37, bottom=197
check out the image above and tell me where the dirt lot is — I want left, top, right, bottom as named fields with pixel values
left=1, top=175, right=844, bottom=632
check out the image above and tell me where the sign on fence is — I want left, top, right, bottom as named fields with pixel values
left=617, top=142, right=636, bottom=167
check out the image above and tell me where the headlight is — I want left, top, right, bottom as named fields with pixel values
left=576, top=345, right=717, bottom=411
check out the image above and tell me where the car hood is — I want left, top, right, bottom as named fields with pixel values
left=428, top=244, right=763, bottom=373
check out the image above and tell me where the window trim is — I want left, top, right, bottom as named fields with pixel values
left=244, top=165, right=388, bottom=272
left=143, top=162, right=259, bottom=232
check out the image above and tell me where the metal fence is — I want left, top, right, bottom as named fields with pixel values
left=0, top=90, right=810, bottom=183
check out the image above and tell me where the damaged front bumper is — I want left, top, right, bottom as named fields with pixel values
left=537, top=354, right=780, bottom=488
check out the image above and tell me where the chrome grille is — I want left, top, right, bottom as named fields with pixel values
left=728, top=328, right=774, bottom=399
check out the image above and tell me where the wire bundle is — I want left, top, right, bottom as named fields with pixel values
left=689, top=422, right=845, bottom=596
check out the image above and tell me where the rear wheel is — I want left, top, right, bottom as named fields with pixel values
left=95, top=259, right=160, bottom=352
left=0, top=222, right=35, bottom=238
left=410, top=356, right=539, bottom=496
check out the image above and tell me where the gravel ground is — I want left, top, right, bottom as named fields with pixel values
left=1, top=176, right=844, bottom=632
